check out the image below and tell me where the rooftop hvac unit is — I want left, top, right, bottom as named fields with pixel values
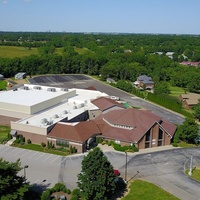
left=60, top=88, right=68, bottom=91
left=33, top=86, right=42, bottom=90
left=47, top=88, right=56, bottom=92
left=53, top=114, right=59, bottom=118
left=63, top=110, right=68, bottom=114
left=41, top=118, right=48, bottom=125
left=24, top=86, right=29, bottom=90
left=78, top=103, right=84, bottom=108
left=73, top=105, right=78, bottom=109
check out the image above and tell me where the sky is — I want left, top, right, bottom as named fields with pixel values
left=1, top=0, right=200, bottom=34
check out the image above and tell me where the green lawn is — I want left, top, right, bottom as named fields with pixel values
left=0, top=126, right=10, bottom=143
left=12, top=143, right=70, bottom=156
left=177, top=141, right=199, bottom=148
left=0, top=46, right=38, bottom=58
left=74, top=47, right=93, bottom=54
left=186, top=168, right=200, bottom=182
left=0, top=80, right=7, bottom=90
left=169, top=86, right=185, bottom=96
left=122, top=180, right=179, bottom=200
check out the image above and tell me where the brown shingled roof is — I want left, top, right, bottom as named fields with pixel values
left=48, top=120, right=101, bottom=143
left=94, top=108, right=176, bottom=143
left=92, top=97, right=125, bottom=111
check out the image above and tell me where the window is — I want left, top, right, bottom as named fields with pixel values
left=158, top=129, right=163, bottom=140
left=56, top=139, right=69, bottom=147
left=145, top=130, right=151, bottom=148
left=146, top=130, right=150, bottom=142
left=158, top=128, right=163, bottom=146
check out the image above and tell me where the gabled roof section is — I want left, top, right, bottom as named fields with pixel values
left=94, top=108, right=177, bottom=143
left=160, top=120, right=177, bottom=137
left=91, top=97, right=125, bottom=111
left=103, top=108, right=160, bottom=128
left=48, top=120, right=101, bottom=143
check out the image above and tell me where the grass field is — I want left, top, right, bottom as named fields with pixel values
left=0, top=126, right=10, bottom=143
left=0, top=46, right=38, bottom=58
left=169, top=85, right=185, bottom=96
left=0, top=46, right=92, bottom=58
left=0, top=80, right=7, bottom=90
left=122, top=180, right=179, bottom=200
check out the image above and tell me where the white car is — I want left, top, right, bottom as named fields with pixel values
left=110, top=96, right=120, bottom=101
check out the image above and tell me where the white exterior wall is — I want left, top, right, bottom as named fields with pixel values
left=30, top=90, right=76, bottom=114
left=0, top=102, right=30, bottom=114
left=11, top=121, right=47, bottom=135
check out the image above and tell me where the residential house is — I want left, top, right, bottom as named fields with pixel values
left=135, top=75, right=154, bottom=90
left=179, top=93, right=200, bottom=109
left=180, top=61, right=200, bottom=67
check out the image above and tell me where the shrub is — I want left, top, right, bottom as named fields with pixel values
left=96, top=137, right=103, bottom=144
left=71, top=188, right=81, bottom=200
left=70, top=146, right=77, bottom=154
left=172, top=143, right=178, bottom=147
left=20, top=141, right=25, bottom=145
left=41, top=142, right=46, bottom=147
left=15, top=138, right=20, bottom=144
left=27, top=139, right=31, bottom=144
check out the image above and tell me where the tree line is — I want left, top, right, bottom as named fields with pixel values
left=0, top=32, right=200, bottom=93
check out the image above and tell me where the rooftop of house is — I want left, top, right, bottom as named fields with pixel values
left=180, top=93, right=200, bottom=105
left=137, top=75, right=154, bottom=84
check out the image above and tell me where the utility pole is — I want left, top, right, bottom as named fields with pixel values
left=125, top=152, right=127, bottom=182
left=188, top=155, right=193, bottom=176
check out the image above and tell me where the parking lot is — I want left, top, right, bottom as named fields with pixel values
left=28, top=74, right=185, bottom=124
left=0, top=144, right=129, bottom=190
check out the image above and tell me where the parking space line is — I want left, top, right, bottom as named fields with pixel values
left=12, top=148, right=25, bottom=156
left=49, top=156, right=61, bottom=164
left=58, top=157, right=68, bottom=166
left=35, top=153, right=45, bottom=161
left=42, top=154, right=54, bottom=162
left=20, top=150, right=33, bottom=158
left=5, top=148, right=18, bottom=155
left=27, top=151, right=39, bottom=159
left=0, top=146, right=12, bottom=154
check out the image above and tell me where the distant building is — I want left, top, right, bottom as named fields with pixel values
left=106, top=78, right=116, bottom=84
left=15, top=72, right=26, bottom=79
left=124, top=49, right=132, bottom=53
left=180, top=61, right=200, bottom=67
left=166, top=52, right=174, bottom=59
left=0, top=74, right=4, bottom=80
left=179, top=93, right=200, bottom=109
left=134, top=75, right=154, bottom=90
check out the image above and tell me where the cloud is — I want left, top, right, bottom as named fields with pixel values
left=2, top=0, right=8, bottom=4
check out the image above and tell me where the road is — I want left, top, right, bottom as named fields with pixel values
left=28, top=75, right=185, bottom=125
left=1, top=144, right=200, bottom=199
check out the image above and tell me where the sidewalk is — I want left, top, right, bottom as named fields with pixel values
left=141, top=176, right=198, bottom=200
left=98, top=144, right=179, bottom=155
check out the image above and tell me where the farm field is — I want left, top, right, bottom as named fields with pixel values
left=0, top=46, right=38, bottom=58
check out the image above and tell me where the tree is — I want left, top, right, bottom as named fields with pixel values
left=77, top=147, right=116, bottom=200
left=0, top=158, right=29, bottom=199
left=193, top=100, right=200, bottom=121
left=176, top=118, right=198, bottom=143
left=154, top=81, right=170, bottom=95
